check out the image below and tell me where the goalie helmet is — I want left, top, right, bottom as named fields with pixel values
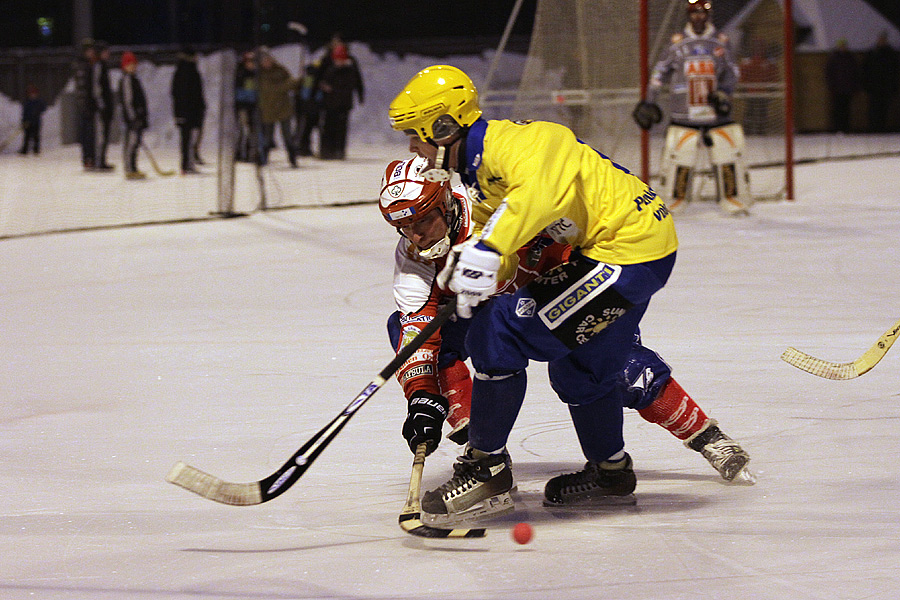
left=388, top=65, right=482, bottom=143
left=379, top=156, right=460, bottom=259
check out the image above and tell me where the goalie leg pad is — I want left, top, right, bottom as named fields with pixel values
left=708, top=123, right=751, bottom=215
left=637, top=378, right=709, bottom=440
left=659, top=125, right=700, bottom=210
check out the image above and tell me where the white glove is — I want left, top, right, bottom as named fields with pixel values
left=437, top=240, right=501, bottom=318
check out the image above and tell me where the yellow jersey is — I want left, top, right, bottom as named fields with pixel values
left=460, top=119, right=677, bottom=279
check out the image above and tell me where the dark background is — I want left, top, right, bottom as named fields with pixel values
left=1, top=1, right=898, bottom=52
left=0, top=0, right=538, bottom=51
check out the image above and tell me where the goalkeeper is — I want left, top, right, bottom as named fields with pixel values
left=632, top=0, right=750, bottom=215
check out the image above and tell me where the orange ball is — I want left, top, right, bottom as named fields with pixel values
left=512, top=522, right=534, bottom=545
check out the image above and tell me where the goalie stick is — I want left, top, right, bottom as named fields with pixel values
left=166, top=297, right=458, bottom=506
left=140, top=142, right=176, bottom=176
left=781, top=316, right=900, bottom=380
left=399, top=443, right=486, bottom=538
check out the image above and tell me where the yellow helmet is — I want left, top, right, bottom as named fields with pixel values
left=389, top=65, right=482, bottom=142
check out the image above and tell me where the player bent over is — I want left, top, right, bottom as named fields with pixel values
left=387, top=66, right=672, bottom=521
left=379, top=151, right=750, bottom=522
left=632, top=0, right=750, bottom=215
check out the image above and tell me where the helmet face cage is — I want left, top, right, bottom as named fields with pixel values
left=389, top=65, right=482, bottom=143
left=379, top=157, right=453, bottom=229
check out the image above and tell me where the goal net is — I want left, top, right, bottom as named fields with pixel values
left=485, top=0, right=791, bottom=201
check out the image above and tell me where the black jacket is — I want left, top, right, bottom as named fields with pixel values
left=171, top=55, right=206, bottom=128
left=119, top=73, right=148, bottom=129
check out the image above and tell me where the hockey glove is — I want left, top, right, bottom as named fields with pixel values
left=402, top=392, right=449, bottom=455
left=632, top=100, right=663, bottom=130
left=437, top=240, right=501, bottom=318
left=708, top=91, right=732, bottom=117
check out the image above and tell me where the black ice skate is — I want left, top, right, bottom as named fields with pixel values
left=685, top=420, right=753, bottom=483
left=543, top=453, right=637, bottom=507
left=421, top=447, right=514, bottom=525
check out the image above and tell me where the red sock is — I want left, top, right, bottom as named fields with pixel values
left=637, top=378, right=709, bottom=440
left=439, top=359, right=472, bottom=431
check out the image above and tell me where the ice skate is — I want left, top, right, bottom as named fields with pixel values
left=685, top=420, right=753, bottom=482
left=421, top=447, right=514, bottom=526
left=543, top=453, right=637, bottom=507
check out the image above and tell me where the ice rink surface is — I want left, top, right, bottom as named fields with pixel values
left=2, top=149, right=899, bottom=600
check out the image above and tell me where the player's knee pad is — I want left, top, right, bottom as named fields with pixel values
left=620, top=342, right=672, bottom=410
left=659, top=125, right=700, bottom=205
left=708, top=123, right=751, bottom=211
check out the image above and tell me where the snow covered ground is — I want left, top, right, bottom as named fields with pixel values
left=1, top=137, right=899, bottom=599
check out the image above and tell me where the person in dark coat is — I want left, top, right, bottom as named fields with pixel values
left=825, top=39, right=860, bottom=133
left=73, top=38, right=99, bottom=169
left=317, top=40, right=364, bottom=160
left=118, top=51, right=148, bottom=179
left=234, top=51, right=259, bottom=162
left=19, top=84, right=47, bottom=155
left=294, top=62, right=322, bottom=157
left=862, top=32, right=900, bottom=133
left=257, top=48, right=299, bottom=166
left=94, top=41, right=115, bottom=170
left=170, top=46, right=207, bottom=174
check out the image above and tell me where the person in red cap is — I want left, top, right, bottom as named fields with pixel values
left=118, top=51, right=148, bottom=179
left=316, top=35, right=364, bottom=160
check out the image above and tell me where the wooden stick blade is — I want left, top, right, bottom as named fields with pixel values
left=399, top=510, right=486, bottom=538
left=166, top=461, right=263, bottom=506
left=398, top=443, right=486, bottom=538
left=781, top=317, right=900, bottom=380
left=780, top=347, right=859, bottom=380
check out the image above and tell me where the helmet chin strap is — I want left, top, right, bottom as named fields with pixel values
left=422, top=143, right=453, bottom=183
left=418, top=233, right=451, bottom=259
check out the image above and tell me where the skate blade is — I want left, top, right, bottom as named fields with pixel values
left=730, top=467, right=757, bottom=485
left=422, top=492, right=514, bottom=526
left=542, top=492, right=637, bottom=509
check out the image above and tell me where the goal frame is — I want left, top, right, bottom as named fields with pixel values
left=484, top=0, right=795, bottom=200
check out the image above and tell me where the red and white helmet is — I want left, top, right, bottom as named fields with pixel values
left=379, top=156, right=459, bottom=258
left=379, top=156, right=454, bottom=228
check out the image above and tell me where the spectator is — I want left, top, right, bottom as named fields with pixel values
left=118, top=51, right=148, bottom=180
left=19, top=84, right=46, bottom=155
left=170, top=46, right=207, bottom=174
left=317, top=39, right=364, bottom=160
left=73, top=38, right=99, bottom=169
left=825, top=39, right=860, bottom=133
left=258, top=48, right=299, bottom=167
left=294, top=61, right=322, bottom=157
left=94, top=40, right=115, bottom=170
left=862, top=32, right=900, bottom=133
left=234, top=51, right=259, bottom=162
